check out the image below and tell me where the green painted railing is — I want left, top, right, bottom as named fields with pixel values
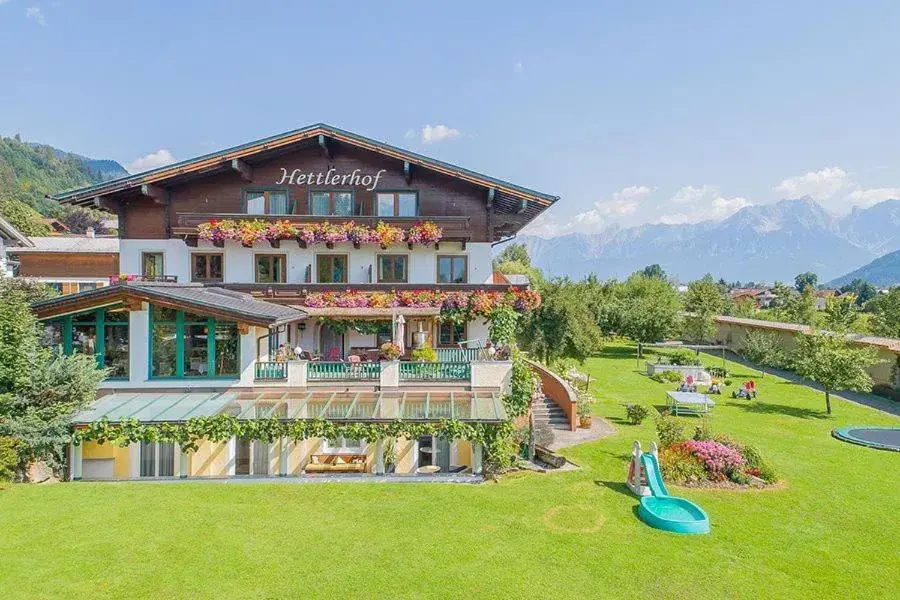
left=435, top=348, right=484, bottom=362
left=254, top=361, right=288, bottom=381
left=399, top=361, right=471, bottom=381
left=308, top=361, right=381, bottom=381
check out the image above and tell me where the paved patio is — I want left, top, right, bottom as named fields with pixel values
left=548, top=417, right=617, bottom=450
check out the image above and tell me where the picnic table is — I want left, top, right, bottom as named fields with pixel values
left=666, top=391, right=716, bottom=416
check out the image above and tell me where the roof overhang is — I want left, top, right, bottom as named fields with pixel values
left=48, top=123, right=559, bottom=212
left=32, top=283, right=307, bottom=327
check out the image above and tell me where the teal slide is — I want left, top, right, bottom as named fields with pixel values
left=637, top=453, right=710, bottom=534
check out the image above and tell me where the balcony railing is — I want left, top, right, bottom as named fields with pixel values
left=399, top=361, right=471, bottom=381
left=435, top=348, right=485, bottom=362
left=174, top=213, right=471, bottom=239
left=255, top=361, right=288, bottom=381
left=308, top=361, right=381, bottom=381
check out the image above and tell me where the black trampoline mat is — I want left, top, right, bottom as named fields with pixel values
left=846, top=428, right=900, bottom=447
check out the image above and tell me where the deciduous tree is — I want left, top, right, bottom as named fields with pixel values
left=792, top=332, right=878, bottom=414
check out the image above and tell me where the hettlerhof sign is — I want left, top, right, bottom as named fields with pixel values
left=276, top=168, right=387, bottom=191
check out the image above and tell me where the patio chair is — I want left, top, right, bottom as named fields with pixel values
left=326, top=347, right=341, bottom=361
left=348, top=355, right=361, bottom=363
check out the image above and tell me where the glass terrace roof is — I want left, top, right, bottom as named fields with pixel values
left=75, top=391, right=507, bottom=424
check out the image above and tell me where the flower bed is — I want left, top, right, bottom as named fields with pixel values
left=656, top=414, right=778, bottom=487
left=302, top=288, right=541, bottom=319
left=197, top=219, right=442, bottom=248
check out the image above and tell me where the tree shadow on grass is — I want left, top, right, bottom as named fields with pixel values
left=596, top=346, right=638, bottom=360
left=732, top=400, right=829, bottom=420
left=595, top=480, right=636, bottom=499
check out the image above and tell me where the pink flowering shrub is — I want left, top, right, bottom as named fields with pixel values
left=681, top=439, right=746, bottom=480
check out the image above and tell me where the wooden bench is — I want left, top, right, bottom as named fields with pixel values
left=304, top=454, right=368, bottom=473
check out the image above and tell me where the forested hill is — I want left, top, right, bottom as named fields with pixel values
left=0, top=134, right=127, bottom=235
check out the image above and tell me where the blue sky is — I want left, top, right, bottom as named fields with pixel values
left=2, top=1, right=899, bottom=236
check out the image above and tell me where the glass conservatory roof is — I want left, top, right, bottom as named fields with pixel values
left=75, top=390, right=507, bottom=424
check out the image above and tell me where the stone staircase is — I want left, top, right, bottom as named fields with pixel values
left=532, top=394, right=570, bottom=430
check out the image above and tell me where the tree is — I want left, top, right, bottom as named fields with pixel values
left=0, top=285, right=106, bottom=477
left=60, top=206, right=109, bottom=235
left=822, top=293, right=858, bottom=332
left=791, top=332, right=878, bottom=414
left=840, top=279, right=877, bottom=306
left=867, top=288, right=900, bottom=338
left=794, top=272, right=818, bottom=292
left=782, top=286, right=817, bottom=326
left=619, top=274, right=682, bottom=356
left=683, top=274, right=725, bottom=342
left=640, top=264, right=667, bottom=280
left=495, top=243, right=531, bottom=267
left=522, top=279, right=604, bottom=365
left=0, top=199, right=51, bottom=236
left=730, top=296, right=758, bottom=318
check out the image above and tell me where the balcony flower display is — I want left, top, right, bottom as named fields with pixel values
left=236, top=220, right=270, bottom=248
left=109, top=273, right=138, bottom=285
left=345, top=221, right=375, bottom=248
left=197, top=219, right=237, bottom=246
left=371, top=220, right=405, bottom=248
left=406, top=220, right=443, bottom=245
left=266, top=220, right=298, bottom=245
left=320, top=222, right=350, bottom=248
left=380, top=342, right=403, bottom=361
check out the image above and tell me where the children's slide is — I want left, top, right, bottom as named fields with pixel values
left=637, top=453, right=710, bottom=535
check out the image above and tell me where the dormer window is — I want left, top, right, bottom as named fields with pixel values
left=244, top=188, right=290, bottom=215
left=377, top=192, right=417, bottom=217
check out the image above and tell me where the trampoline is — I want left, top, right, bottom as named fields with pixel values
left=832, top=426, right=900, bottom=452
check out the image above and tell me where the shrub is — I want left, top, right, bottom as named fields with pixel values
left=742, top=445, right=778, bottom=483
left=625, top=403, right=650, bottom=425
left=651, top=370, right=684, bottom=383
left=667, top=349, right=701, bottom=366
left=659, top=443, right=707, bottom=484
left=654, top=412, right=686, bottom=447
left=410, top=343, right=437, bottom=362
left=723, top=378, right=733, bottom=387
left=740, top=330, right=789, bottom=368
left=729, top=469, right=752, bottom=485
left=871, top=383, right=900, bottom=402
left=0, top=437, right=20, bottom=482
left=692, top=420, right=714, bottom=442
left=682, top=439, right=746, bottom=481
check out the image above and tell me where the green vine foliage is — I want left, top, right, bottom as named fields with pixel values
left=488, top=306, right=519, bottom=346
left=503, top=348, right=536, bottom=418
left=316, top=318, right=391, bottom=335
left=74, top=417, right=513, bottom=462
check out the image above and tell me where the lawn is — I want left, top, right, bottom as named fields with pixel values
left=1, top=343, right=897, bottom=599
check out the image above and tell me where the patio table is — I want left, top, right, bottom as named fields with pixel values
left=665, top=391, right=715, bottom=416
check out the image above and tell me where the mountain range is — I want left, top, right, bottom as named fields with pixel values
left=514, top=198, right=900, bottom=283
left=828, top=249, right=900, bottom=288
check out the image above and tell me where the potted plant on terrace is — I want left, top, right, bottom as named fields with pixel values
left=380, top=342, right=402, bottom=361
left=577, top=393, right=594, bottom=428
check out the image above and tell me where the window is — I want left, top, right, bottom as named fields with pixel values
left=317, top=255, right=348, bottom=283
left=140, top=441, right=175, bottom=477
left=142, top=252, right=164, bottom=278
left=377, top=254, right=408, bottom=283
left=244, top=189, right=290, bottom=215
left=40, top=307, right=130, bottom=378
left=323, top=436, right=364, bottom=454
left=437, top=255, right=467, bottom=284
left=376, top=192, right=418, bottom=217
left=78, top=282, right=98, bottom=292
left=375, top=322, right=392, bottom=347
left=438, top=322, right=466, bottom=347
left=191, top=253, right=224, bottom=282
left=309, top=191, right=355, bottom=216
left=149, top=305, right=240, bottom=378
left=255, top=254, right=286, bottom=283
left=46, top=282, right=63, bottom=293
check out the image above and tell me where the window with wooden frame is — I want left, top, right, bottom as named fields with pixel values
left=316, top=254, right=348, bottom=283
left=309, top=190, right=356, bottom=216
left=255, top=254, right=286, bottom=283
left=438, top=322, right=466, bottom=347
left=436, top=255, right=467, bottom=284
left=376, top=191, right=418, bottom=217
left=377, top=254, right=408, bottom=283
left=191, top=253, right=224, bottom=282
left=141, top=252, right=164, bottom=278
left=243, top=188, right=291, bottom=215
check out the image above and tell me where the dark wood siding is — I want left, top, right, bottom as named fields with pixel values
left=18, top=253, right=119, bottom=278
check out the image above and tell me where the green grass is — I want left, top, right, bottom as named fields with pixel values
left=1, top=343, right=898, bottom=599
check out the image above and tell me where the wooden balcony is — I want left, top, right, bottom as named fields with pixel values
left=173, top=212, right=472, bottom=241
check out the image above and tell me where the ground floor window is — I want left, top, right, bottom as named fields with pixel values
left=39, top=306, right=130, bottom=378
left=150, top=305, right=240, bottom=378
left=234, top=437, right=272, bottom=475
left=323, top=437, right=364, bottom=454
left=140, top=441, right=175, bottom=477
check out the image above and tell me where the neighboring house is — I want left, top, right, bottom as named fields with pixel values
left=729, top=288, right=777, bottom=308
left=715, top=315, right=900, bottom=389
left=6, top=233, right=119, bottom=293
left=0, top=216, right=34, bottom=276
left=36, top=123, right=557, bottom=481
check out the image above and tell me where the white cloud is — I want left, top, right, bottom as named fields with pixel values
left=657, top=185, right=751, bottom=225
left=520, top=213, right=566, bottom=238
left=774, top=167, right=850, bottom=201
left=845, top=187, right=900, bottom=209
left=513, top=61, right=524, bottom=73
left=25, top=6, right=45, bottom=26
left=419, top=124, right=460, bottom=144
left=404, top=129, right=416, bottom=140
left=126, top=149, right=176, bottom=174
left=568, top=185, right=653, bottom=230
